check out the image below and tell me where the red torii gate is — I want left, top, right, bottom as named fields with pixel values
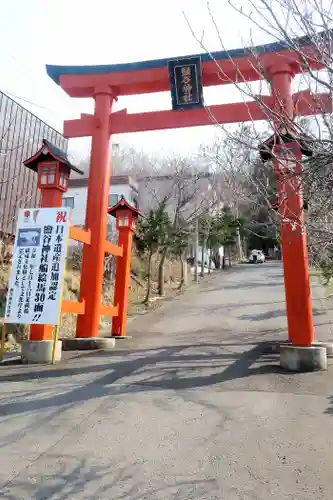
left=46, top=33, right=331, bottom=348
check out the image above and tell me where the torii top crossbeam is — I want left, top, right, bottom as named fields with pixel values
left=47, top=34, right=324, bottom=97
left=46, top=32, right=331, bottom=136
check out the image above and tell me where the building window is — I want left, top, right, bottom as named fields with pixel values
left=62, top=197, right=75, bottom=209
left=108, top=194, right=120, bottom=207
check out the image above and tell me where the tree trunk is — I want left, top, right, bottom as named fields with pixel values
left=158, top=247, right=168, bottom=296
left=144, top=251, right=153, bottom=304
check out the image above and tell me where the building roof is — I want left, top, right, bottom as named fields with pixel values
left=24, top=139, right=83, bottom=174
left=259, top=132, right=314, bottom=162
left=108, top=196, right=140, bottom=217
left=69, top=174, right=138, bottom=191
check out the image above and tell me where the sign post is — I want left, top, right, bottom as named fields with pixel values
left=5, top=207, right=70, bottom=363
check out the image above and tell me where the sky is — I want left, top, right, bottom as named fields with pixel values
left=0, top=0, right=280, bottom=162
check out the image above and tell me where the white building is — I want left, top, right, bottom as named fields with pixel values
left=63, top=175, right=138, bottom=239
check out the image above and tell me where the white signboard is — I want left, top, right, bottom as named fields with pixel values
left=4, top=207, right=70, bottom=325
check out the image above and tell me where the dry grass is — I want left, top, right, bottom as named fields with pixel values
left=0, top=244, right=188, bottom=345
left=69, top=251, right=187, bottom=336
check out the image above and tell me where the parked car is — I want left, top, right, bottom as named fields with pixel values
left=249, top=249, right=265, bottom=264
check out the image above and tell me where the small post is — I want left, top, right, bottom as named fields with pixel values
left=108, top=198, right=139, bottom=337
left=0, top=324, right=6, bottom=362
left=51, top=325, right=60, bottom=364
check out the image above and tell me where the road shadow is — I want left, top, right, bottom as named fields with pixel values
left=324, top=396, right=333, bottom=417
left=0, top=341, right=282, bottom=422
left=185, top=301, right=287, bottom=317
left=223, top=281, right=280, bottom=290
left=0, top=453, right=217, bottom=499
left=239, top=306, right=326, bottom=322
left=268, top=273, right=284, bottom=280
left=239, top=309, right=286, bottom=322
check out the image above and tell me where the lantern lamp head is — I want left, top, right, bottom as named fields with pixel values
left=258, top=131, right=313, bottom=163
left=108, top=196, right=140, bottom=231
left=23, top=139, right=83, bottom=192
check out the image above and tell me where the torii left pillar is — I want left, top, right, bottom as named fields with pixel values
left=76, top=87, right=114, bottom=338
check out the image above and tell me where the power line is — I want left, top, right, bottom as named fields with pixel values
left=0, top=88, right=67, bottom=137
left=0, top=88, right=57, bottom=115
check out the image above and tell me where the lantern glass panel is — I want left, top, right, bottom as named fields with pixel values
left=40, top=164, right=56, bottom=185
left=118, top=214, right=129, bottom=227
left=60, top=170, right=69, bottom=188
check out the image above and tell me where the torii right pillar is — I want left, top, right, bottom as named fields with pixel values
left=268, top=63, right=327, bottom=371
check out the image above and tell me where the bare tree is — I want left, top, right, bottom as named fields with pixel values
left=201, top=124, right=271, bottom=259
left=138, top=153, right=219, bottom=295
left=226, top=0, right=333, bottom=271
left=184, top=0, right=333, bottom=273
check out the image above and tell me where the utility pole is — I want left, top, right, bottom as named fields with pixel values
left=194, top=173, right=199, bottom=283
left=235, top=205, right=243, bottom=262
left=194, top=216, right=199, bottom=283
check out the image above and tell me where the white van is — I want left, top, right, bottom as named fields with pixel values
left=249, top=249, right=265, bottom=264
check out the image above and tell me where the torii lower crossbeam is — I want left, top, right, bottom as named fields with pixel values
left=64, top=92, right=332, bottom=138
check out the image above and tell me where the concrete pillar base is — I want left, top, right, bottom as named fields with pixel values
left=280, top=345, right=327, bottom=372
left=21, top=340, right=62, bottom=364
left=265, top=340, right=333, bottom=358
left=263, top=340, right=290, bottom=354
left=62, top=337, right=115, bottom=351
left=312, top=341, right=333, bottom=358
left=110, top=336, right=132, bottom=340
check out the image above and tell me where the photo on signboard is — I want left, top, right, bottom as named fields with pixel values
left=17, top=228, right=41, bottom=247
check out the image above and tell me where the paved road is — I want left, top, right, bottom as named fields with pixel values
left=0, top=263, right=333, bottom=499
